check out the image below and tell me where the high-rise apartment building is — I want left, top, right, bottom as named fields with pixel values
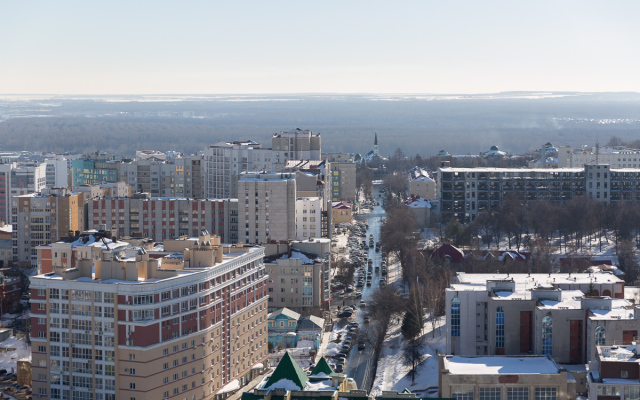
left=204, top=141, right=274, bottom=199
left=0, top=162, right=47, bottom=223
left=30, top=233, right=269, bottom=400
left=44, top=157, right=70, bottom=188
left=295, top=197, right=322, bottom=240
left=272, top=129, right=321, bottom=170
left=237, top=172, right=296, bottom=244
left=13, top=188, right=85, bottom=266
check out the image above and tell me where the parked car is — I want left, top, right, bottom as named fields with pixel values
left=358, top=342, right=366, bottom=350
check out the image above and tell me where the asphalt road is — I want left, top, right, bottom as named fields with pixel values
left=338, top=184, right=396, bottom=391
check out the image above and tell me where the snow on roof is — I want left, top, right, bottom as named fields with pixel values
left=0, top=336, right=31, bottom=372
left=455, top=272, right=622, bottom=290
left=265, top=378, right=304, bottom=391
left=280, top=250, right=317, bottom=265
left=219, top=379, right=240, bottom=394
left=444, top=356, right=559, bottom=375
left=440, top=167, right=585, bottom=173
left=305, top=381, right=337, bottom=391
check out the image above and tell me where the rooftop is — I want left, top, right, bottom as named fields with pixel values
left=443, top=355, right=560, bottom=375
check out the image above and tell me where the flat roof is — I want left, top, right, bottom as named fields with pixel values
left=444, top=356, right=560, bottom=375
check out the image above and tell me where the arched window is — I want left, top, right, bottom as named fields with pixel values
left=451, top=298, right=461, bottom=337
left=542, top=316, right=553, bottom=356
left=496, top=306, right=505, bottom=348
left=595, top=326, right=606, bottom=346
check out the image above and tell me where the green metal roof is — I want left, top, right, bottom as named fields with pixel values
left=264, top=351, right=309, bottom=390
left=310, top=357, right=334, bottom=377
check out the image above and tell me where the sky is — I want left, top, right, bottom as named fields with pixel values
left=1, top=0, right=640, bottom=94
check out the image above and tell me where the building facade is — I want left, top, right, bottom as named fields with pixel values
left=14, top=189, right=85, bottom=266
left=408, top=167, right=437, bottom=200
left=204, top=141, right=275, bottom=199
left=88, top=195, right=238, bottom=244
left=237, top=173, right=296, bottom=244
left=30, top=234, right=269, bottom=400
left=295, top=197, right=322, bottom=240
left=330, top=162, right=356, bottom=202
left=272, top=129, right=321, bottom=170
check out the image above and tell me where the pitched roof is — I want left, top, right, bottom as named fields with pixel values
left=264, top=351, right=309, bottom=390
left=310, top=357, right=334, bottom=377
left=269, top=308, right=301, bottom=321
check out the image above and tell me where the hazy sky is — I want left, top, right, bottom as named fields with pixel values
left=2, top=1, right=639, bottom=94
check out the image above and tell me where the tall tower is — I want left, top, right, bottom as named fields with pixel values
left=373, top=132, right=379, bottom=156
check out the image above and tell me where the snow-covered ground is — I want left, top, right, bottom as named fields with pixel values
left=0, top=336, right=30, bottom=373
left=370, top=316, right=446, bottom=397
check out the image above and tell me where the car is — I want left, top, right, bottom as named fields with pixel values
left=343, top=306, right=353, bottom=313
left=358, top=342, right=366, bottom=350
left=349, top=322, right=360, bottom=329
left=333, top=352, right=347, bottom=360
left=341, top=345, right=350, bottom=353
left=364, top=316, right=371, bottom=323
left=334, top=364, right=344, bottom=373
left=337, top=311, right=352, bottom=318
left=360, top=300, right=366, bottom=307
left=354, top=291, right=362, bottom=298
left=366, top=280, right=372, bottom=287
left=345, top=286, right=354, bottom=293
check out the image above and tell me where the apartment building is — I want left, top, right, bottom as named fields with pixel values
left=204, top=141, right=275, bottom=199
left=408, top=166, right=437, bottom=200
left=0, top=273, right=21, bottom=314
left=0, top=162, right=48, bottom=224
left=88, top=195, right=238, bottom=244
left=263, top=240, right=330, bottom=312
left=272, top=129, right=321, bottom=170
left=237, top=172, right=296, bottom=244
left=295, top=197, right=322, bottom=240
left=44, top=157, right=69, bottom=188
left=329, top=162, right=356, bottom=202
left=445, top=272, right=632, bottom=364
left=13, top=188, right=85, bottom=266
left=30, top=233, right=269, bottom=400
left=439, top=165, right=640, bottom=222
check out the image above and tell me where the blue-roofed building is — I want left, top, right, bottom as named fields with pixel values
left=268, top=308, right=301, bottom=349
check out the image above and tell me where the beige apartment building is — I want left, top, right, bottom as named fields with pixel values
left=238, top=172, right=296, bottom=244
left=30, top=233, right=269, bottom=400
left=13, top=188, right=85, bottom=267
left=408, top=166, right=437, bottom=200
left=272, top=129, right=321, bottom=170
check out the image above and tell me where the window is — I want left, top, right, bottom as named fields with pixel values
left=507, top=387, right=529, bottom=400
left=542, top=316, right=553, bottom=356
left=479, top=387, right=501, bottom=400
left=534, top=388, right=556, bottom=400
left=130, top=383, right=136, bottom=390
left=496, top=307, right=505, bottom=348
left=595, top=326, right=605, bottom=346
left=451, top=298, right=461, bottom=337
left=130, top=368, right=136, bottom=375
left=625, top=387, right=639, bottom=400
left=451, top=387, right=474, bottom=400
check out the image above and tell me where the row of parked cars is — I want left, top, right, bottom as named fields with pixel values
left=331, top=322, right=363, bottom=373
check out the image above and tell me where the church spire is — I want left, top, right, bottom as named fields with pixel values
left=374, top=132, right=378, bottom=145
left=373, top=132, right=379, bottom=156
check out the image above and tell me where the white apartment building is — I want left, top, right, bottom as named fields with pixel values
left=44, top=157, right=70, bottom=188
left=295, top=197, right=322, bottom=240
left=204, top=141, right=275, bottom=199
left=237, top=172, right=296, bottom=244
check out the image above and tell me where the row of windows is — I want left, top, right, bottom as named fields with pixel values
left=451, top=387, right=557, bottom=400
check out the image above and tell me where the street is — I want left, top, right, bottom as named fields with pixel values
left=335, top=183, right=398, bottom=391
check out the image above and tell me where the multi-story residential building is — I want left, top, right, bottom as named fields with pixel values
left=439, top=354, right=575, bottom=400
left=408, top=166, right=437, bottom=200
left=30, top=233, right=269, bottom=400
left=263, top=240, right=330, bottom=312
left=44, top=157, right=69, bottom=188
left=295, top=197, right=322, bottom=240
left=237, top=172, right=296, bottom=244
left=438, top=164, right=640, bottom=221
left=118, top=159, right=183, bottom=197
left=329, top=161, right=356, bottom=202
left=180, top=154, right=205, bottom=199
left=72, top=159, right=118, bottom=186
left=445, top=272, right=631, bottom=364
left=88, top=194, right=238, bottom=243
left=0, top=162, right=47, bottom=223
left=204, top=141, right=275, bottom=199
left=272, top=129, right=321, bottom=170
left=14, top=188, right=85, bottom=266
